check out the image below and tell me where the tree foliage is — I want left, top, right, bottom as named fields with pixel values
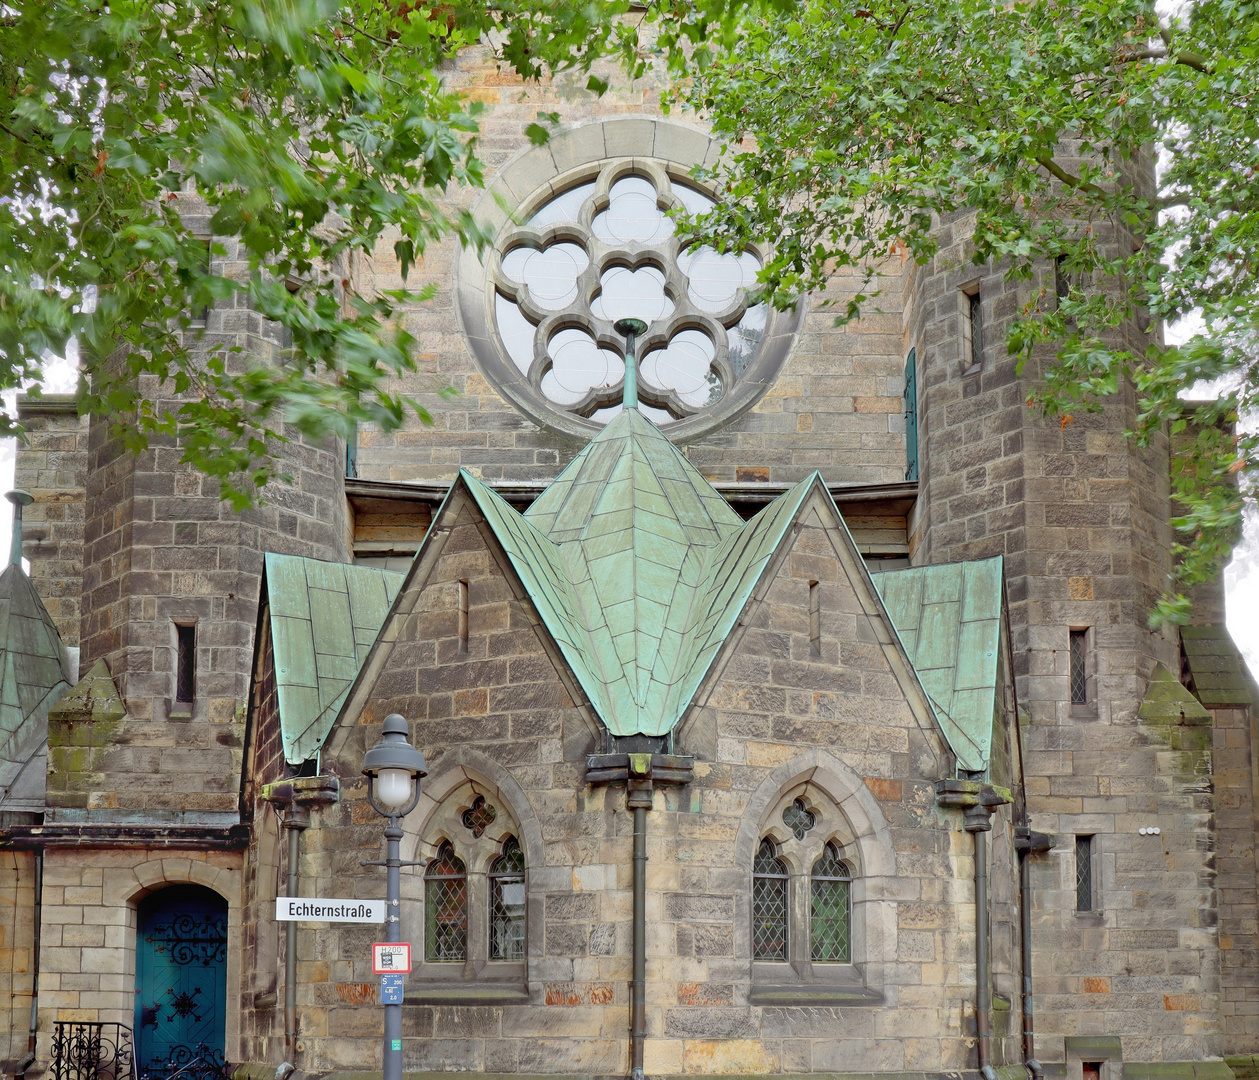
left=0, top=0, right=758, bottom=507
left=678, top=0, right=1259, bottom=623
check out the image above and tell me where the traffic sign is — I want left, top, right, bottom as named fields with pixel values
left=275, top=898, right=386, bottom=923
left=373, top=942, right=412, bottom=974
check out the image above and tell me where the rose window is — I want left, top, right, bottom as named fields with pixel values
left=487, top=160, right=783, bottom=431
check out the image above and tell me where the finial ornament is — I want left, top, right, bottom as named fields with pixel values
left=614, top=318, right=648, bottom=410
left=4, top=490, right=33, bottom=568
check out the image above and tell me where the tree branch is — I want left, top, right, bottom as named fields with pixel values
left=1116, top=44, right=1213, bottom=73
left=1035, top=155, right=1106, bottom=196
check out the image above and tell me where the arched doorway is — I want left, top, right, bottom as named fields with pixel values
left=134, top=885, right=228, bottom=1080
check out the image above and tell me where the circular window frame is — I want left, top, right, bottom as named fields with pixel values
left=453, top=118, right=804, bottom=443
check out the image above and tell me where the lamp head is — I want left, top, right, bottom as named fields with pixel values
left=362, top=713, right=427, bottom=812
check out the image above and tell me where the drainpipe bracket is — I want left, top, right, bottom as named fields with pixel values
left=262, top=776, right=340, bottom=808
left=1014, top=826, right=1054, bottom=853
left=586, top=752, right=695, bottom=788
left=935, top=780, right=1010, bottom=832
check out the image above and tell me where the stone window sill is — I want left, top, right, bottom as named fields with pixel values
left=748, top=984, right=882, bottom=1006
left=403, top=983, right=529, bottom=1006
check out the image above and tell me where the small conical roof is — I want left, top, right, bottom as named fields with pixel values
left=0, top=562, right=74, bottom=809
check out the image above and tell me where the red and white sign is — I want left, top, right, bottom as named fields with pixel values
left=372, top=942, right=412, bottom=974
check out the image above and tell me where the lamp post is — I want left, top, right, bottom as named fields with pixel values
left=362, top=714, right=426, bottom=1080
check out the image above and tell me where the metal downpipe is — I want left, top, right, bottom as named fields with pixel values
left=1019, top=845, right=1044, bottom=1080
left=974, top=828, right=998, bottom=1080
left=16, top=848, right=43, bottom=1078
left=284, top=814, right=306, bottom=1062
left=630, top=804, right=647, bottom=1080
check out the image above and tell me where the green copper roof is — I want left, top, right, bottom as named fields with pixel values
left=0, top=563, right=74, bottom=809
left=263, top=553, right=404, bottom=764
left=873, top=557, right=1004, bottom=773
left=1180, top=624, right=1256, bottom=706
left=462, top=413, right=817, bottom=736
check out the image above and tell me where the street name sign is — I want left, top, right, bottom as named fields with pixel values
left=275, top=898, right=386, bottom=923
left=373, top=942, right=412, bottom=973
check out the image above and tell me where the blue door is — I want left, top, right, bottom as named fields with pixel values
left=134, top=886, right=228, bottom=1080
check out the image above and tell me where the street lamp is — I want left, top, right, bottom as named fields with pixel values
left=362, top=714, right=426, bottom=1080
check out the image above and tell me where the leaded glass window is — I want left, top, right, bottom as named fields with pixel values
left=1070, top=629, right=1088, bottom=704
left=489, top=836, right=526, bottom=961
left=810, top=843, right=852, bottom=962
left=425, top=841, right=467, bottom=962
left=1076, top=835, right=1094, bottom=912
left=752, top=839, right=788, bottom=961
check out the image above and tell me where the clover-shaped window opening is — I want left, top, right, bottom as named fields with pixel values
left=461, top=794, right=497, bottom=839
left=782, top=797, right=817, bottom=841
left=491, top=162, right=768, bottom=427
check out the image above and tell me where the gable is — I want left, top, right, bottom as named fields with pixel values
left=685, top=488, right=950, bottom=776
left=323, top=487, right=598, bottom=770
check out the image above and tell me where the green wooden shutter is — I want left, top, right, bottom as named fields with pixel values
left=904, top=349, right=919, bottom=481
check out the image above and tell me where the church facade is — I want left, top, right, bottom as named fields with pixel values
left=1, top=39, right=1257, bottom=1080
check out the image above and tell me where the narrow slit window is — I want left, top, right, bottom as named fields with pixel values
left=904, top=348, right=918, bottom=481
left=809, top=581, right=821, bottom=658
left=1076, top=834, right=1094, bottom=912
left=458, top=580, right=469, bottom=655
left=1069, top=629, right=1088, bottom=704
left=1055, top=256, right=1078, bottom=329
left=175, top=624, right=196, bottom=703
left=966, top=289, right=984, bottom=370
left=191, top=241, right=212, bottom=326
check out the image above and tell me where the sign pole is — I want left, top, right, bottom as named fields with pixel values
left=384, top=811, right=403, bottom=1080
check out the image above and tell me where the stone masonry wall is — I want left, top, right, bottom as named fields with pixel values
left=25, top=849, right=242, bottom=1080
left=15, top=399, right=89, bottom=661
left=272, top=491, right=1024, bottom=1077
left=0, top=850, right=37, bottom=1069
left=1212, top=706, right=1259, bottom=1053
left=72, top=231, right=352, bottom=819
left=899, top=139, right=1232, bottom=1065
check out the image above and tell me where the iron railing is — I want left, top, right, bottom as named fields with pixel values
left=50, top=1022, right=136, bottom=1080
left=140, top=1043, right=228, bottom=1080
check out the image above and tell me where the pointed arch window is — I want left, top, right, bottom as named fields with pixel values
left=752, top=839, right=789, bottom=961
left=425, top=841, right=467, bottom=962
left=811, top=842, right=851, bottom=962
left=489, top=836, right=526, bottom=960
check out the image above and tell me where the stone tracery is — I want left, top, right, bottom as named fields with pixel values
left=489, top=159, right=770, bottom=427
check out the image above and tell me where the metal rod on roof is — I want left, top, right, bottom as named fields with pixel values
left=5, top=490, right=34, bottom=568
left=614, top=318, right=648, bottom=410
